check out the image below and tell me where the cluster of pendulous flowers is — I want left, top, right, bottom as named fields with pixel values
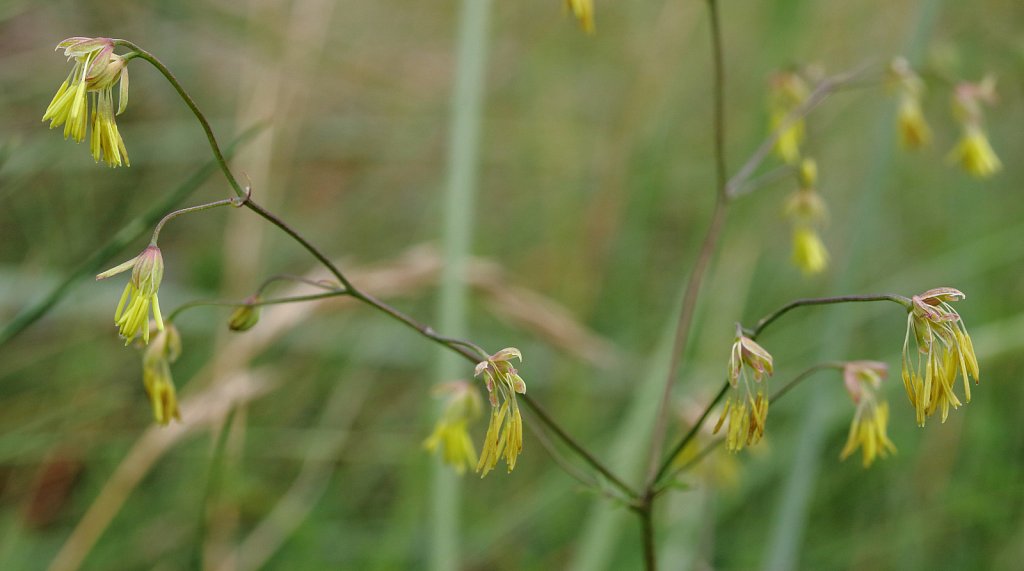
left=714, top=333, right=774, bottom=452
left=839, top=361, right=896, bottom=468
left=948, top=78, right=1001, bottom=178
left=889, top=58, right=932, bottom=149
left=42, top=37, right=131, bottom=167
left=901, top=288, right=980, bottom=426
left=886, top=58, right=1001, bottom=178
left=768, top=71, right=809, bottom=165
left=784, top=158, right=829, bottom=275
left=474, top=348, right=527, bottom=476
left=424, top=381, right=484, bottom=475
left=96, top=245, right=165, bottom=345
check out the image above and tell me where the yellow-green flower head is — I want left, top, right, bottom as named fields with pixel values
left=142, top=324, right=182, bottom=425
left=901, top=288, right=980, bottom=427
left=714, top=334, right=774, bottom=452
left=97, top=245, right=165, bottom=345
left=473, top=347, right=527, bottom=476
left=768, top=71, right=810, bottom=165
left=887, top=58, right=932, bottom=149
left=841, top=400, right=896, bottom=468
left=228, top=296, right=262, bottom=332
left=948, top=125, right=1001, bottom=178
left=424, top=381, right=484, bottom=475
left=791, top=226, right=829, bottom=275
left=42, top=37, right=131, bottom=167
left=896, top=96, right=932, bottom=149
left=838, top=361, right=896, bottom=468
left=565, top=0, right=595, bottom=34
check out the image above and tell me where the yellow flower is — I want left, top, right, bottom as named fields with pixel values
left=840, top=401, right=896, bottom=468
left=565, top=0, right=595, bottom=34
left=948, top=126, right=1001, bottom=178
left=142, top=325, right=182, bottom=425
left=714, top=334, right=774, bottom=452
left=791, top=226, right=829, bottom=275
left=897, top=96, right=931, bottom=149
left=888, top=58, right=931, bottom=149
left=42, top=37, right=131, bottom=167
left=839, top=361, right=896, bottom=468
left=474, top=348, right=527, bottom=476
left=768, top=72, right=809, bottom=165
left=227, top=296, right=262, bottom=332
left=424, top=381, right=484, bottom=475
left=96, top=245, right=165, bottom=345
left=901, top=288, right=980, bottom=426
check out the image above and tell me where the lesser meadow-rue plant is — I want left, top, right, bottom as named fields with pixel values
left=33, top=3, right=1002, bottom=564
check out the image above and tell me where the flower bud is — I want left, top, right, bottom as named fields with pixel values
left=228, top=296, right=262, bottom=332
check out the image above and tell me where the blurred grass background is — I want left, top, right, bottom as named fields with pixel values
left=1, top=0, right=1023, bottom=569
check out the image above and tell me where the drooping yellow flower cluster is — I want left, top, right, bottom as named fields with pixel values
left=714, top=334, right=774, bottom=452
left=768, top=71, right=809, bottom=165
left=424, top=381, right=484, bottom=475
left=889, top=58, right=932, bottom=149
left=948, top=78, right=1001, bottom=178
left=96, top=245, right=165, bottom=345
left=888, top=58, right=1001, bottom=178
left=42, top=37, right=131, bottom=167
left=142, top=325, right=182, bottom=425
left=901, top=288, right=980, bottom=426
left=474, top=348, right=527, bottom=476
left=784, top=158, right=829, bottom=275
left=839, top=361, right=896, bottom=468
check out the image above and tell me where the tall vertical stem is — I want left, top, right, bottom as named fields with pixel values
left=432, top=0, right=493, bottom=569
left=644, top=0, right=730, bottom=489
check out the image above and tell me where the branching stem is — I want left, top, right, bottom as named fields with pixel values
left=745, top=294, right=912, bottom=340
left=117, top=39, right=631, bottom=500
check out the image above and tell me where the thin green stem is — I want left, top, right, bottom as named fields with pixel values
left=0, top=125, right=262, bottom=347
left=724, top=64, right=878, bottom=199
left=119, top=39, right=627, bottom=495
left=637, top=504, right=656, bottom=571
left=654, top=380, right=729, bottom=484
left=256, top=274, right=343, bottom=297
left=745, top=294, right=912, bottom=340
left=165, top=291, right=348, bottom=324
left=150, top=197, right=240, bottom=244
left=520, top=394, right=639, bottom=499
left=644, top=0, right=730, bottom=492
left=116, top=41, right=246, bottom=199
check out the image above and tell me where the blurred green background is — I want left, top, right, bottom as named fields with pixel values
left=1, top=0, right=1022, bottom=569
